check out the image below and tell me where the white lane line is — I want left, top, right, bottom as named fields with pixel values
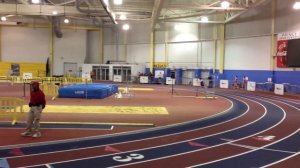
left=188, top=129, right=300, bottom=168
left=226, top=142, right=297, bottom=154
left=261, top=151, right=300, bottom=168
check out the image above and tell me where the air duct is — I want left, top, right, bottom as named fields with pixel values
left=52, top=16, right=63, bottom=38
left=75, top=0, right=116, bottom=24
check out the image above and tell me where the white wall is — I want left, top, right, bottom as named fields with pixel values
left=201, top=41, right=215, bottom=69
left=276, top=0, right=300, bottom=33
left=224, top=36, right=271, bottom=70
left=154, top=44, right=166, bottom=62
left=86, top=30, right=100, bottom=64
left=169, top=23, right=199, bottom=42
left=127, top=44, right=150, bottom=65
left=168, top=42, right=198, bottom=68
left=53, top=29, right=87, bottom=75
left=1, top=27, right=49, bottom=63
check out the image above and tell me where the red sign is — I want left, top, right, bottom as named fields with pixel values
left=276, top=40, right=288, bottom=68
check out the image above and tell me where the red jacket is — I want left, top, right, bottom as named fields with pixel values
left=30, top=89, right=46, bottom=107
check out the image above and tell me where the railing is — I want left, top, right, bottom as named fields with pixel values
left=0, top=97, right=24, bottom=125
left=40, top=83, right=59, bottom=100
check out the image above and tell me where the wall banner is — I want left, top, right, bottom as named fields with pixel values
left=219, top=80, right=229, bottom=89
left=274, top=84, right=284, bottom=95
left=277, top=31, right=300, bottom=68
left=247, top=81, right=256, bottom=91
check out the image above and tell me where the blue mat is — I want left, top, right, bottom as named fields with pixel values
left=59, top=84, right=118, bottom=99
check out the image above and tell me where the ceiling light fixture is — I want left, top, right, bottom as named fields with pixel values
left=293, top=2, right=300, bottom=9
left=31, top=0, right=40, bottom=4
left=52, top=11, right=58, bottom=15
left=221, top=1, right=230, bottom=9
left=114, top=0, right=123, bottom=5
left=201, top=16, right=209, bottom=22
left=122, top=24, right=130, bottom=30
left=64, top=18, right=70, bottom=24
left=119, top=14, right=127, bottom=20
left=174, top=25, right=181, bottom=31
left=1, top=16, right=7, bottom=21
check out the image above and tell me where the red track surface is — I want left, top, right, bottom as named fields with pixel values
left=1, top=83, right=299, bottom=168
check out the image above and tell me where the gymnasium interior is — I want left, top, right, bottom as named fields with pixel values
left=0, top=0, right=300, bottom=167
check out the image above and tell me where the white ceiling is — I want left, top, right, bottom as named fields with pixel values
left=0, top=0, right=268, bottom=29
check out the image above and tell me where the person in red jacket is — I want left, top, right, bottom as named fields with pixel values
left=21, top=81, right=46, bottom=138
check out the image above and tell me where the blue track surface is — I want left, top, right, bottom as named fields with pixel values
left=195, top=130, right=300, bottom=168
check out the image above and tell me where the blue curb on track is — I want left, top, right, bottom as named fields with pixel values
left=30, top=95, right=283, bottom=168
left=0, top=96, right=246, bottom=158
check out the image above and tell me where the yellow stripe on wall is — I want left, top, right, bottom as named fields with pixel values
left=0, top=62, right=46, bottom=77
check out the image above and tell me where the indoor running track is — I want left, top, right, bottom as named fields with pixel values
left=1, top=91, right=299, bottom=168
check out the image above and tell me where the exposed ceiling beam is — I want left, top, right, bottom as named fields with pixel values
left=0, top=3, right=104, bottom=16
left=160, top=10, right=224, bottom=21
left=56, top=0, right=76, bottom=6
left=164, top=20, right=224, bottom=24
left=150, top=0, right=164, bottom=31
left=165, top=5, right=246, bottom=11
left=225, top=0, right=268, bottom=23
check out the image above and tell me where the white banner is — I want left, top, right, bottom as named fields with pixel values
left=155, top=70, right=164, bottom=78
left=247, top=81, right=256, bottom=91
left=278, top=31, right=300, bottom=40
left=274, top=84, right=284, bottom=95
left=192, top=78, right=201, bottom=87
left=139, top=76, right=149, bottom=84
left=23, top=73, right=33, bottom=79
left=113, top=75, right=122, bottom=82
left=82, top=72, right=91, bottom=79
left=219, top=80, right=229, bottom=89
left=166, top=77, right=175, bottom=85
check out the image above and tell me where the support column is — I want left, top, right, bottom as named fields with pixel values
left=124, top=29, right=128, bottom=63
left=0, top=26, right=2, bottom=62
left=150, top=31, right=154, bottom=73
left=49, top=19, right=54, bottom=77
left=165, top=29, right=168, bottom=67
left=213, top=19, right=218, bottom=73
left=99, top=28, right=103, bottom=64
left=271, top=0, right=277, bottom=71
left=219, top=24, right=225, bottom=74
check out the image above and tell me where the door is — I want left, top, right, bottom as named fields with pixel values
left=182, top=70, right=194, bottom=85
left=64, top=62, right=77, bottom=77
left=122, top=67, right=131, bottom=82
left=100, top=66, right=109, bottom=80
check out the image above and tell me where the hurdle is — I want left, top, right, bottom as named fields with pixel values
left=0, top=97, right=24, bottom=125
